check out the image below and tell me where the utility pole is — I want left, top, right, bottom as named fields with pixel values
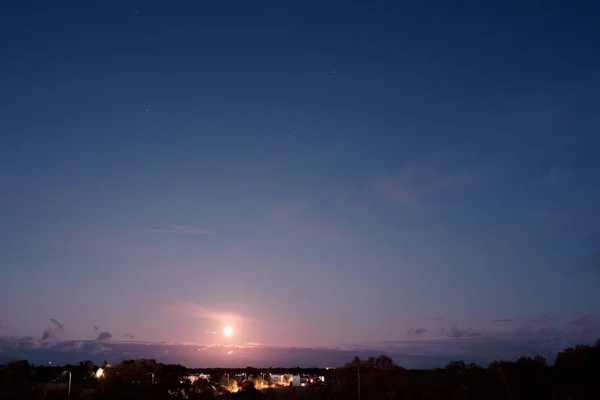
left=62, top=371, right=71, bottom=400
left=498, top=367, right=514, bottom=400
left=357, top=360, right=361, bottom=400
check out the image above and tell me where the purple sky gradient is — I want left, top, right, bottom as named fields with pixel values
left=1, top=0, right=600, bottom=367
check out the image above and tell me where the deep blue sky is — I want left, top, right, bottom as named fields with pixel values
left=1, top=0, right=599, bottom=366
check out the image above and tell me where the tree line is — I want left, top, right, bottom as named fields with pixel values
left=330, top=339, right=600, bottom=399
left=1, top=339, right=599, bottom=399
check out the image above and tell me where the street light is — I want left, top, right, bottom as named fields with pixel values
left=61, top=371, right=71, bottom=400
left=357, top=361, right=361, bottom=400
left=147, top=372, right=155, bottom=385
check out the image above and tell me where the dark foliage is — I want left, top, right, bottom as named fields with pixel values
left=1, top=339, right=599, bottom=399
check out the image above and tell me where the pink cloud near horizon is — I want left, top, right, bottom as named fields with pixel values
left=159, top=299, right=252, bottom=323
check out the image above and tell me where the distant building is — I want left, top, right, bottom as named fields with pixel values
left=292, top=375, right=301, bottom=387
left=186, top=373, right=211, bottom=384
left=269, top=374, right=285, bottom=384
left=234, top=373, right=247, bottom=381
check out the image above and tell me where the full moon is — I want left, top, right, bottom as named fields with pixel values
left=223, top=326, right=233, bottom=337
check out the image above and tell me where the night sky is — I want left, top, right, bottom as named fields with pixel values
left=1, top=0, right=600, bottom=367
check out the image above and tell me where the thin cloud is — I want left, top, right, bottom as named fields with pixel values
left=511, top=325, right=535, bottom=337
left=268, top=203, right=357, bottom=242
left=492, top=319, right=514, bottom=323
left=499, top=325, right=566, bottom=339
left=50, top=318, right=65, bottom=330
left=412, top=316, right=444, bottom=321
left=568, top=314, right=600, bottom=330
left=590, top=250, right=600, bottom=271
left=536, top=327, right=563, bottom=336
left=542, top=167, right=569, bottom=186
left=41, top=318, right=66, bottom=341
left=443, top=325, right=484, bottom=339
left=96, top=331, right=112, bottom=342
left=407, top=328, right=427, bottom=336
left=532, top=314, right=557, bottom=324
left=376, top=159, right=481, bottom=206
left=375, top=177, right=420, bottom=206
left=322, top=135, right=346, bottom=158
left=160, top=299, right=251, bottom=323
left=150, top=225, right=215, bottom=235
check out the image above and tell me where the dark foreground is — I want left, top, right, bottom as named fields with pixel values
left=1, top=339, right=599, bottom=399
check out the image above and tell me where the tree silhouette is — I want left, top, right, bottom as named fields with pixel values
left=2, top=339, right=600, bottom=399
